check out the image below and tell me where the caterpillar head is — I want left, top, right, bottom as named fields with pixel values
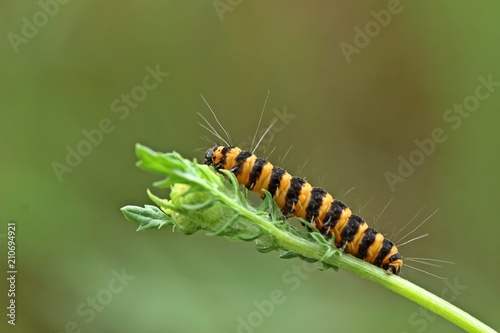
left=204, top=145, right=227, bottom=169
left=204, top=146, right=216, bottom=166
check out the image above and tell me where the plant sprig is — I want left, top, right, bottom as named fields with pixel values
left=121, top=144, right=496, bottom=333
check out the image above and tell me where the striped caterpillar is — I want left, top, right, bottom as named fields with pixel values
left=204, top=145, right=403, bottom=275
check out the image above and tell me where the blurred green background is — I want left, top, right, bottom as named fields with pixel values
left=1, top=1, right=499, bottom=332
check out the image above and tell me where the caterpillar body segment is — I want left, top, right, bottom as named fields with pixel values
left=204, top=145, right=403, bottom=275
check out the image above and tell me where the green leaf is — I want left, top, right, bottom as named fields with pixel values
left=309, top=229, right=332, bottom=247
left=319, top=262, right=339, bottom=272
left=255, top=242, right=278, bottom=253
left=135, top=144, right=173, bottom=175
left=298, top=254, right=318, bottom=263
left=279, top=251, right=299, bottom=259
left=120, top=205, right=171, bottom=231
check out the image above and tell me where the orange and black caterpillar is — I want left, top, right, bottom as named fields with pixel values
left=204, top=145, right=403, bottom=275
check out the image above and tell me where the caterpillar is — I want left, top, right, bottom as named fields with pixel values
left=204, top=145, right=403, bottom=275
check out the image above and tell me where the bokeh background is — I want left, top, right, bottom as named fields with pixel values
left=1, top=1, right=499, bottom=332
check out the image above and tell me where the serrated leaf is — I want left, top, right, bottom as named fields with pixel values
left=135, top=144, right=171, bottom=175
left=121, top=205, right=171, bottom=231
